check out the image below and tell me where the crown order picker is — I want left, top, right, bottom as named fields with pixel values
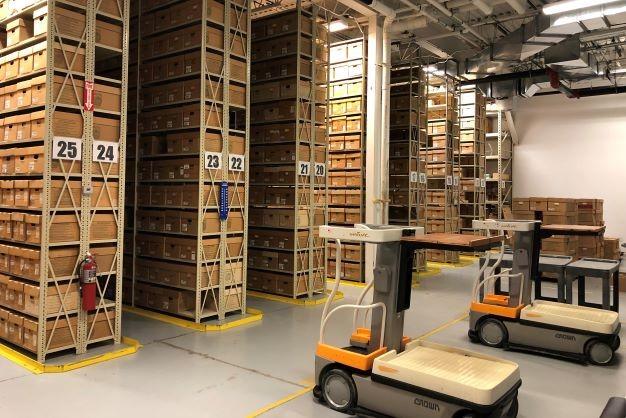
left=315, top=224, right=521, bottom=418
left=468, top=220, right=621, bottom=365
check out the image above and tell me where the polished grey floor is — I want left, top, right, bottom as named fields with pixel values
left=0, top=262, right=623, bottom=418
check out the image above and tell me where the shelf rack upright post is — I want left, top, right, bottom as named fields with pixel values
left=247, top=2, right=328, bottom=298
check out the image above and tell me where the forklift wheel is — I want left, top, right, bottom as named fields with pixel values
left=506, top=397, right=519, bottom=418
left=321, top=368, right=357, bottom=413
left=586, top=340, right=615, bottom=366
left=478, top=318, right=508, bottom=348
left=313, top=386, right=322, bottom=400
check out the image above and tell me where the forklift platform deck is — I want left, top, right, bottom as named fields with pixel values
left=520, top=300, right=619, bottom=334
left=373, top=340, right=520, bottom=405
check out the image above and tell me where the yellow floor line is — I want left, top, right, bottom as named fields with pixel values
left=248, top=290, right=344, bottom=306
left=0, top=336, right=141, bottom=374
left=417, top=312, right=470, bottom=340
left=123, top=306, right=263, bottom=331
left=246, top=385, right=315, bottom=418
left=427, top=259, right=475, bottom=269
left=325, top=278, right=367, bottom=288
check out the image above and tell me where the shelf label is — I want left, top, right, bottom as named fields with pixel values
left=446, top=175, right=452, bottom=186
left=93, top=141, right=119, bottom=163
left=205, top=151, right=222, bottom=169
left=84, top=81, right=94, bottom=111
left=453, top=176, right=459, bottom=186
left=52, top=137, right=82, bottom=161
left=219, top=181, right=228, bottom=220
left=419, top=173, right=427, bottom=184
left=229, top=154, right=245, bottom=172
left=481, top=178, right=486, bottom=188
left=299, top=161, right=310, bottom=176
left=315, top=163, right=326, bottom=177
left=410, top=171, right=418, bottom=183
left=501, top=180, right=506, bottom=189
left=474, top=178, right=480, bottom=187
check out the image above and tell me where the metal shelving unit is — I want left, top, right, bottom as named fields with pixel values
left=458, top=86, right=485, bottom=233
left=326, top=37, right=366, bottom=282
left=247, top=3, right=327, bottom=298
left=0, top=0, right=128, bottom=362
left=388, top=57, right=427, bottom=271
left=485, top=108, right=512, bottom=219
left=424, top=71, right=459, bottom=263
left=126, top=0, right=251, bottom=322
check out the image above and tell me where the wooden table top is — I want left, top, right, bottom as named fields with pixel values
left=401, top=233, right=506, bottom=251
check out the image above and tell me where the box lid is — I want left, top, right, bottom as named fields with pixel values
left=24, top=214, right=41, bottom=223
left=33, top=5, right=48, bottom=18
left=0, top=180, right=14, bottom=188
left=24, top=145, right=44, bottom=155
left=6, top=18, right=27, bottom=31
left=5, top=51, right=18, bottom=61
left=14, top=179, right=30, bottom=188
left=10, top=212, right=24, bottom=221
left=18, top=47, right=32, bottom=58
left=32, top=41, right=47, bottom=53
left=30, top=110, right=45, bottom=120
left=15, top=113, right=31, bottom=123
left=8, top=313, right=23, bottom=325
left=7, top=279, right=24, bottom=291
left=30, top=74, right=46, bottom=85
left=28, top=179, right=43, bottom=187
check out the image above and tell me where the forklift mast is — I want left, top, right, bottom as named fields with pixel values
left=509, top=221, right=542, bottom=307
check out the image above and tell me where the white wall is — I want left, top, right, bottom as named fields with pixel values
left=512, top=93, right=626, bottom=242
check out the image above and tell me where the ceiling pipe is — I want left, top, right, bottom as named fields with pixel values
left=388, top=15, right=429, bottom=33
left=504, top=0, right=526, bottom=14
left=472, top=0, right=493, bottom=15
left=421, top=0, right=489, bottom=44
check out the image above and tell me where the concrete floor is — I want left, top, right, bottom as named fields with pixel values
left=0, top=262, right=624, bottom=418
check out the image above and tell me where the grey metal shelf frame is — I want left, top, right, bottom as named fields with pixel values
left=125, top=0, right=251, bottom=322
left=423, top=72, right=460, bottom=263
left=0, top=0, right=129, bottom=362
left=485, top=108, right=512, bottom=219
left=458, top=86, right=486, bottom=232
left=326, top=37, right=366, bottom=282
left=388, top=54, right=427, bottom=271
left=247, top=2, right=328, bottom=298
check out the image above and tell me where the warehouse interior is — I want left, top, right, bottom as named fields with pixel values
left=0, top=0, right=625, bottom=417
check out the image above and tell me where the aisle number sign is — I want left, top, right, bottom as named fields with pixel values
left=205, top=152, right=222, bottom=169
left=315, top=163, right=325, bottom=177
left=229, top=154, right=245, bottom=171
left=53, top=137, right=82, bottom=161
left=299, top=161, right=310, bottom=176
left=93, top=141, right=119, bottom=163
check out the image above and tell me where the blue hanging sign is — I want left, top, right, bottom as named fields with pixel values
left=219, top=181, right=229, bottom=220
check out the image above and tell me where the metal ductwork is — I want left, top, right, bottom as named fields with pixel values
left=544, top=36, right=600, bottom=80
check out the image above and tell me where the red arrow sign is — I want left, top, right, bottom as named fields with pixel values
left=84, top=81, right=94, bottom=111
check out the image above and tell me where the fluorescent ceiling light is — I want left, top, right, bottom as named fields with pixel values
left=543, top=0, right=621, bottom=15
left=328, top=20, right=349, bottom=32
left=552, top=3, right=626, bottom=26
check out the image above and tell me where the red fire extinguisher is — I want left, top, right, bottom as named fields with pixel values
left=80, top=253, right=97, bottom=311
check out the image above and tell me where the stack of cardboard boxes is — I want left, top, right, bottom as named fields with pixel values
left=247, top=9, right=327, bottom=297
left=511, top=197, right=619, bottom=260
left=423, top=77, right=460, bottom=263
left=326, top=38, right=366, bottom=281
left=0, top=0, right=125, bottom=358
left=387, top=63, right=427, bottom=270
left=458, top=88, right=486, bottom=232
left=126, top=0, right=249, bottom=320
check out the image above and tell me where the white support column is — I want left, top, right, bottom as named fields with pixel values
left=365, top=15, right=389, bottom=282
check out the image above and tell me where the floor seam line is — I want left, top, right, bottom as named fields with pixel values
left=158, top=340, right=307, bottom=389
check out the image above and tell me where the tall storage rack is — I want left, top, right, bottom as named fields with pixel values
left=486, top=108, right=512, bottom=219
left=0, top=0, right=128, bottom=362
left=388, top=60, right=426, bottom=270
left=458, top=86, right=485, bottom=233
left=424, top=72, right=459, bottom=263
left=247, top=4, right=328, bottom=298
left=127, top=0, right=251, bottom=322
left=327, top=37, right=366, bottom=282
